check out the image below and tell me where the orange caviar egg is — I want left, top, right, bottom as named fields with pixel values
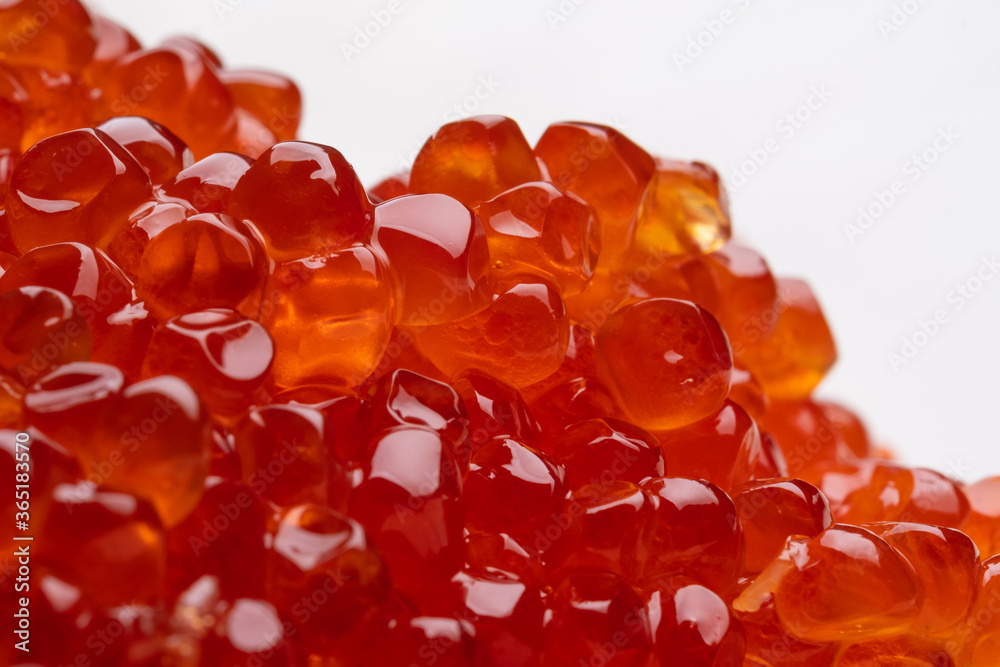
left=99, top=44, right=236, bottom=157
left=97, top=116, right=193, bottom=184
left=410, top=115, right=541, bottom=207
left=135, top=212, right=267, bottom=321
left=641, top=476, right=744, bottom=592
left=229, top=141, right=373, bottom=260
left=2, top=65, right=94, bottom=152
left=94, top=375, right=212, bottom=526
left=739, top=277, right=837, bottom=399
left=834, top=635, right=955, bottom=666
left=596, top=298, right=733, bottom=430
left=737, top=524, right=922, bottom=643
left=961, top=477, right=1000, bottom=558
left=219, top=69, right=302, bottom=143
left=866, top=521, right=978, bottom=635
left=161, top=151, right=253, bottom=214
left=37, top=482, right=166, bottom=607
left=633, top=158, right=731, bottom=258
left=541, top=572, right=653, bottom=665
left=372, top=193, right=489, bottom=326
left=143, top=309, right=274, bottom=419
left=733, top=478, right=834, bottom=573
left=262, top=244, right=394, bottom=388
left=7, top=128, right=152, bottom=252
left=535, top=121, right=654, bottom=263
left=350, top=425, right=464, bottom=601
left=546, top=418, right=664, bottom=490
left=681, top=242, right=777, bottom=358
left=233, top=404, right=339, bottom=509
left=655, top=399, right=770, bottom=492
left=650, top=579, right=746, bottom=665
left=476, top=181, right=601, bottom=294
left=0, top=0, right=97, bottom=74
left=86, top=13, right=140, bottom=85
left=0, top=286, right=92, bottom=383
left=414, top=274, right=570, bottom=388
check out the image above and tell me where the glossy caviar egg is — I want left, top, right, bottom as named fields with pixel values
left=727, top=364, right=768, bottom=421
left=135, top=212, right=267, bottom=321
left=219, top=69, right=302, bottom=142
left=649, top=578, right=746, bottom=666
left=0, top=286, right=92, bottom=383
left=463, top=437, right=568, bottom=552
left=547, top=418, right=664, bottom=490
left=737, top=599, right=838, bottom=666
left=596, top=298, right=733, bottom=430
left=811, top=460, right=970, bottom=528
left=410, top=115, right=541, bottom=207
left=833, top=635, right=955, bottom=666
left=541, top=572, right=654, bottom=666
left=476, top=181, right=601, bottom=295
left=520, top=324, right=624, bottom=434
left=414, top=273, right=571, bottom=388
left=93, top=374, right=212, bottom=526
left=165, top=479, right=270, bottom=600
left=552, top=480, right=652, bottom=581
left=373, top=616, right=476, bottom=665
left=0, top=242, right=133, bottom=325
left=107, top=200, right=195, bottom=276
left=363, top=368, right=470, bottom=460
left=266, top=504, right=391, bottom=656
left=160, top=151, right=254, bottom=213
left=232, top=404, right=337, bottom=509
left=958, top=555, right=1000, bottom=665
left=535, top=121, right=654, bottom=264
left=7, top=128, right=152, bottom=252
left=368, top=172, right=410, bottom=203
left=22, top=361, right=124, bottom=452
left=99, top=44, right=237, bottom=158
left=633, top=158, right=731, bottom=258
left=738, top=277, right=837, bottom=399
left=37, top=482, right=166, bottom=608
left=372, top=192, right=490, bottom=326
left=143, top=309, right=275, bottom=419
left=866, top=521, right=978, bottom=635
left=262, top=244, right=395, bottom=388
left=198, top=595, right=296, bottom=666
left=737, top=524, right=922, bottom=643
left=452, top=568, right=545, bottom=664
left=228, top=141, right=373, bottom=260
left=733, top=478, right=834, bottom=574
left=86, top=13, right=141, bottom=86
left=350, top=425, right=464, bottom=601
left=0, top=241, right=153, bottom=382
left=963, top=477, right=1000, bottom=558
left=452, top=369, right=542, bottom=458
left=96, top=115, right=194, bottom=184
left=681, top=242, right=777, bottom=358
left=640, top=476, right=744, bottom=593
left=655, top=398, right=769, bottom=492
left=0, top=0, right=97, bottom=74
left=3, top=64, right=94, bottom=152
left=759, top=398, right=856, bottom=478
left=818, top=400, right=872, bottom=459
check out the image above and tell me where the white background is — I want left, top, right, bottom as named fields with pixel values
left=91, top=0, right=1000, bottom=480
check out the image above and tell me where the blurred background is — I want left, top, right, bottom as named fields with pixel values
left=91, top=0, right=1000, bottom=478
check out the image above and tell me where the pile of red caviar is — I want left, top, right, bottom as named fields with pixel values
left=2, top=2, right=1000, bottom=666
